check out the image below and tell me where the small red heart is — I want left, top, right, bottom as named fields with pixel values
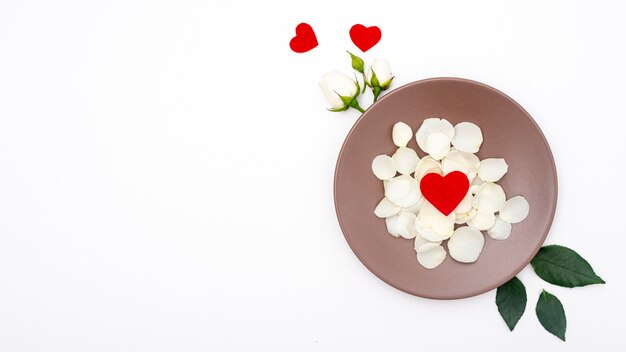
left=349, top=24, right=381, bottom=52
left=289, top=23, right=318, bottom=53
left=420, top=171, right=470, bottom=216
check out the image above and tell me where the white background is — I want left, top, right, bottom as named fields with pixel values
left=1, top=0, right=625, bottom=351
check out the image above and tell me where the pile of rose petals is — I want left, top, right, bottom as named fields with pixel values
left=372, top=118, right=529, bottom=269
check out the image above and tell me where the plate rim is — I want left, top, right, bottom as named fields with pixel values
left=333, top=76, right=558, bottom=300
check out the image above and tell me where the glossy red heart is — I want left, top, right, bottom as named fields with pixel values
left=349, top=24, right=381, bottom=52
left=289, top=23, right=318, bottom=53
left=420, top=171, right=470, bottom=216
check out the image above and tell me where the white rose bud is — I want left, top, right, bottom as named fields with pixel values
left=319, top=70, right=363, bottom=112
left=365, top=58, right=394, bottom=101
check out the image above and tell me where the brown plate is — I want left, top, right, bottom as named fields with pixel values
left=334, top=77, right=557, bottom=300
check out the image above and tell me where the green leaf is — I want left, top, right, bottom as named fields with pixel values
left=327, top=106, right=347, bottom=112
left=531, top=245, right=605, bottom=288
left=353, top=78, right=361, bottom=98
left=536, top=290, right=567, bottom=341
left=349, top=98, right=364, bottom=113
left=347, top=51, right=364, bottom=74
left=369, top=68, right=380, bottom=87
left=380, top=76, right=394, bottom=90
left=336, top=92, right=353, bottom=106
left=496, top=276, right=527, bottom=331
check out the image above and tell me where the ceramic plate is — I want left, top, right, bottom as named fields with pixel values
left=334, top=77, right=557, bottom=299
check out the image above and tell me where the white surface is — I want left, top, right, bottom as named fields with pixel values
left=0, top=0, right=625, bottom=350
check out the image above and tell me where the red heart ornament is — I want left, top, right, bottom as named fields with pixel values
left=349, top=24, right=381, bottom=52
left=420, top=171, right=470, bottom=216
left=289, top=23, right=318, bottom=53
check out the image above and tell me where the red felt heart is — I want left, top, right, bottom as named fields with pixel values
left=420, top=171, right=470, bottom=216
left=349, top=24, right=381, bottom=52
left=289, top=23, right=318, bottom=53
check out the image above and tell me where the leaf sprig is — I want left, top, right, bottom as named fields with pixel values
left=496, top=245, right=604, bottom=341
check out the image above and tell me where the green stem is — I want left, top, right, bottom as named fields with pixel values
left=372, top=86, right=382, bottom=102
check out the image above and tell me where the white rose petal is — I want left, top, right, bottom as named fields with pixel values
left=392, top=122, right=413, bottom=147
left=437, top=119, right=455, bottom=140
left=416, top=243, right=447, bottom=269
left=455, top=207, right=477, bottom=224
left=374, top=197, right=401, bottom=218
left=415, top=217, right=442, bottom=242
left=467, top=209, right=496, bottom=231
left=396, top=211, right=418, bottom=239
left=414, top=233, right=428, bottom=251
left=442, top=149, right=480, bottom=182
left=382, top=175, right=412, bottom=201
left=415, top=119, right=441, bottom=152
left=414, top=156, right=443, bottom=181
left=384, top=175, right=421, bottom=207
left=402, top=197, right=424, bottom=214
left=488, top=216, right=513, bottom=240
left=451, top=122, right=483, bottom=153
left=414, top=233, right=442, bottom=252
left=415, top=118, right=455, bottom=153
left=471, top=175, right=485, bottom=186
left=393, top=191, right=423, bottom=208
left=392, top=147, right=420, bottom=175
left=428, top=213, right=456, bottom=237
left=385, top=215, right=400, bottom=238
left=416, top=202, right=455, bottom=241
left=500, top=196, right=530, bottom=224
left=372, top=155, right=396, bottom=180
left=448, top=226, right=485, bottom=263
left=472, top=182, right=506, bottom=213
left=478, top=158, right=509, bottom=182
left=425, top=132, right=451, bottom=160
left=470, top=176, right=485, bottom=194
